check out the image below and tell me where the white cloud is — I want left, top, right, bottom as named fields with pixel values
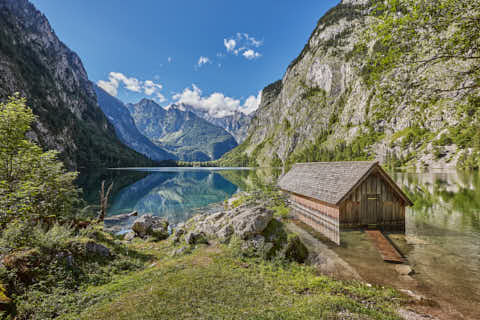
left=156, top=92, right=166, bottom=103
left=243, top=49, right=262, bottom=60
left=144, top=80, right=163, bottom=96
left=97, top=72, right=164, bottom=99
left=97, top=79, right=118, bottom=96
left=224, top=33, right=263, bottom=60
left=243, top=33, right=263, bottom=47
left=197, top=56, right=211, bottom=67
left=224, top=38, right=236, bottom=52
left=172, top=84, right=261, bottom=118
left=168, top=57, right=173, bottom=63
left=242, top=91, right=262, bottom=115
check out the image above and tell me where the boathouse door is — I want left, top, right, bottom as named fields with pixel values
left=362, top=194, right=382, bottom=225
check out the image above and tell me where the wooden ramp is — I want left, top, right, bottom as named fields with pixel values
left=366, top=230, right=405, bottom=263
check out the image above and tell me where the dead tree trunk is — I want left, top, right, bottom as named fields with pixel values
left=98, top=180, right=114, bottom=222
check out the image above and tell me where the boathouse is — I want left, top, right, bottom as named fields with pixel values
left=278, top=161, right=412, bottom=245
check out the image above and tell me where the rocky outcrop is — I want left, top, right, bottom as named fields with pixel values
left=175, top=203, right=308, bottom=263
left=0, top=0, right=152, bottom=171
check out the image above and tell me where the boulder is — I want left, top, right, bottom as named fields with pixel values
left=216, top=225, right=234, bottom=243
left=85, top=241, right=111, bottom=257
left=231, top=206, right=273, bottom=239
left=395, top=264, right=415, bottom=276
left=185, top=231, right=208, bottom=245
left=171, top=246, right=191, bottom=256
left=242, top=235, right=266, bottom=251
left=172, top=228, right=186, bottom=244
left=132, top=214, right=169, bottom=238
left=124, top=231, right=136, bottom=241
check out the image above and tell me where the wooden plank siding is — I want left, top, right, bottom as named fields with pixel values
left=289, top=193, right=340, bottom=245
left=339, top=171, right=405, bottom=231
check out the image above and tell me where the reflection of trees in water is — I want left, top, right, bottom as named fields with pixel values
left=107, top=171, right=239, bottom=224
left=76, top=169, right=148, bottom=204
left=393, top=170, right=480, bottom=232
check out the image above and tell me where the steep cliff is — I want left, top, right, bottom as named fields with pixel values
left=128, top=100, right=238, bottom=161
left=223, top=0, right=480, bottom=169
left=95, top=86, right=176, bottom=161
left=0, top=0, right=153, bottom=170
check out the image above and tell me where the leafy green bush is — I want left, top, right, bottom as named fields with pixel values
left=0, top=95, right=82, bottom=226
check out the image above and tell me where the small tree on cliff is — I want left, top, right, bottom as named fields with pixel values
left=0, top=94, right=81, bottom=226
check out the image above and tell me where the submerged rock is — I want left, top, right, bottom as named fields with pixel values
left=395, top=264, right=415, bottom=276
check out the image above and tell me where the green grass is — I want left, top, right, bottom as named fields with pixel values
left=59, top=243, right=401, bottom=320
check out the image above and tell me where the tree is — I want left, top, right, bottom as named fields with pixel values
left=363, top=0, right=480, bottom=103
left=0, top=95, right=81, bottom=225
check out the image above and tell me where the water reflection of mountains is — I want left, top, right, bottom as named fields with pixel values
left=109, top=171, right=238, bottom=224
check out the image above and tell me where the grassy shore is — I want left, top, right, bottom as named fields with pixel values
left=58, top=239, right=402, bottom=320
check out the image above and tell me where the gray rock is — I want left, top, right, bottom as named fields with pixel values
left=85, top=241, right=111, bottom=257
left=216, top=225, right=234, bottom=243
left=231, top=206, right=274, bottom=239
left=243, top=235, right=266, bottom=251
left=396, top=265, right=415, bottom=276
left=171, top=227, right=186, bottom=244
left=171, top=246, right=190, bottom=256
left=185, top=231, right=208, bottom=245
left=124, top=231, right=136, bottom=241
left=132, top=214, right=169, bottom=238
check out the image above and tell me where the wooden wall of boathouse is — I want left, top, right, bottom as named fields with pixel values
left=288, top=193, right=341, bottom=245
left=339, top=171, right=405, bottom=231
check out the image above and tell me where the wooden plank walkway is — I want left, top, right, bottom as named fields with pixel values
left=365, top=230, right=405, bottom=263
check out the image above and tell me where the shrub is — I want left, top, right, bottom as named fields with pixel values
left=0, top=95, right=82, bottom=226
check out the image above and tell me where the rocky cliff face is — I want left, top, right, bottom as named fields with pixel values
left=0, top=0, right=152, bottom=170
left=225, top=0, right=479, bottom=169
left=183, top=105, right=252, bottom=144
left=128, top=100, right=238, bottom=161
left=95, top=86, right=176, bottom=161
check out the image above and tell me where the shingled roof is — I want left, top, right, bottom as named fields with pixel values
left=278, top=161, right=412, bottom=206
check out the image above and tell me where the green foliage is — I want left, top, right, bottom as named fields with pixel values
left=271, top=204, right=290, bottom=219
left=286, top=128, right=382, bottom=169
left=0, top=95, right=81, bottom=225
left=363, top=0, right=480, bottom=101
left=0, top=221, right=151, bottom=319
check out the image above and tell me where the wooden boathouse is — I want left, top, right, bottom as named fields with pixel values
left=278, top=161, right=412, bottom=245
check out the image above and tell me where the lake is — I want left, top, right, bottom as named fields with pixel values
left=81, top=167, right=479, bottom=317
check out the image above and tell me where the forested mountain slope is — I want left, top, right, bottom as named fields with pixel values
left=0, top=0, right=153, bottom=170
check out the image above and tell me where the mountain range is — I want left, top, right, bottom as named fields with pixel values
left=126, top=100, right=238, bottom=162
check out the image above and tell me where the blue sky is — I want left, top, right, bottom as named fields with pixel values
left=30, top=0, right=339, bottom=116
